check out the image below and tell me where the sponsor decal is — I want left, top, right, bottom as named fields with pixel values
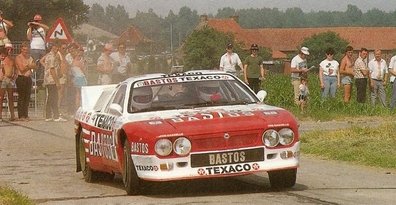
left=197, top=164, right=253, bottom=175
left=263, top=111, right=278, bottom=115
left=252, top=163, right=260, bottom=170
left=92, top=114, right=116, bottom=130
left=158, top=133, right=184, bottom=138
left=268, top=123, right=290, bottom=128
left=134, top=74, right=233, bottom=88
left=170, top=111, right=255, bottom=122
left=135, top=165, right=158, bottom=171
left=209, top=151, right=246, bottom=165
left=131, top=142, right=149, bottom=154
left=89, top=131, right=118, bottom=161
left=85, top=112, right=92, bottom=122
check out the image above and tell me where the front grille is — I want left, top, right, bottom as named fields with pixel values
left=191, top=130, right=261, bottom=152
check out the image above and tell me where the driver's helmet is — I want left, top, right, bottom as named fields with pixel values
left=131, top=86, right=153, bottom=111
left=197, top=81, right=221, bottom=102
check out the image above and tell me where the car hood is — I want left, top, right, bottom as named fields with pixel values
left=122, top=104, right=297, bottom=136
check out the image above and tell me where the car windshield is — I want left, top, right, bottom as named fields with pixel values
left=127, top=73, right=258, bottom=113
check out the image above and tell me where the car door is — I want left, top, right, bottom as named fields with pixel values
left=100, top=84, right=128, bottom=170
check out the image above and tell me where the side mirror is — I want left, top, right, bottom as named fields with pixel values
left=109, top=103, right=123, bottom=116
left=256, top=90, right=267, bottom=102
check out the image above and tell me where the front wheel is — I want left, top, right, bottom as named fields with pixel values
left=122, top=139, right=140, bottom=195
left=268, top=168, right=297, bottom=189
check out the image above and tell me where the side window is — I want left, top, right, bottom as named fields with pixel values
left=105, top=84, right=127, bottom=113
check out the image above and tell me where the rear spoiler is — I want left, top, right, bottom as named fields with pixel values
left=81, top=84, right=117, bottom=110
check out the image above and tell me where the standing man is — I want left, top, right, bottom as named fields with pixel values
left=243, top=44, right=265, bottom=93
left=339, top=46, right=354, bottom=103
left=219, top=43, right=243, bottom=76
left=290, top=47, right=310, bottom=104
left=27, top=14, right=49, bottom=87
left=43, top=42, right=66, bottom=122
left=0, top=46, right=16, bottom=121
left=97, top=43, right=114, bottom=85
left=0, top=10, right=13, bottom=47
left=353, top=48, right=369, bottom=103
left=319, top=48, right=340, bottom=98
left=110, top=42, right=131, bottom=83
left=15, top=42, right=36, bottom=121
left=368, top=49, right=388, bottom=107
left=388, top=53, right=396, bottom=109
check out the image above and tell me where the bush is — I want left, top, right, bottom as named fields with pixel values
left=263, top=72, right=394, bottom=120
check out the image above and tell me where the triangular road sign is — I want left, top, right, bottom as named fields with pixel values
left=46, top=17, right=73, bottom=42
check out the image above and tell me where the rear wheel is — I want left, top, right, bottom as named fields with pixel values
left=79, top=132, right=100, bottom=182
left=268, top=168, right=297, bottom=189
left=122, top=139, right=140, bottom=195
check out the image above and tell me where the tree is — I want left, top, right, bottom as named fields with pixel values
left=183, top=27, right=237, bottom=70
left=1, top=0, right=89, bottom=41
left=300, top=31, right=349, bottom=68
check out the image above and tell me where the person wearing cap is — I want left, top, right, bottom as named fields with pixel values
left=290, top=46, right=310, bottom=105
left=0, top=10, right=13, bottom=47
left=243, top=44, right=265, bottom=93
left=97, top=43, right=114, bottom=85
left=219, top=43, right=243, bottom=76
left=27, top=14, right=49, bottom=87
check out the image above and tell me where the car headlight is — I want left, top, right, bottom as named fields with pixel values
left=155, top=139, right=172, bottom=156
left=278, top=128, right=294, bottom=146
left=262, top=129, right=279, bottom=147
left=173, top=137, right=191, bottom=156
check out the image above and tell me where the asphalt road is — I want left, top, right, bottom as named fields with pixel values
left=0, top=119, right=395, bottom=205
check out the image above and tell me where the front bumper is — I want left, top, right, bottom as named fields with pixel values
left=132, top=142, right=300, bottom=181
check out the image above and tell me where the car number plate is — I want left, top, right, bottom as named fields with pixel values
left=191, top=148, right=264, bottom=168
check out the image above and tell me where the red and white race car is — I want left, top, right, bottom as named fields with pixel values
left=74, top=70, right=300, bottom=195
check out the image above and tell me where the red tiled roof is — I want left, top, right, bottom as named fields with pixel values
left=114, top=26, right=152, bottom=46
left=205, top=17, right=396, bottom=58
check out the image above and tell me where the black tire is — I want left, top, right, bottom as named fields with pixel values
left=79, top=132, right=100, bottom=182
left=268, top=168, right=297, bottom=189
left=122, top=139, right=140, bottom=195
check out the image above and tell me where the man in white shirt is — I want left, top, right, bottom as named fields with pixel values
left=110, top=43, right=131, bottom=83
left=219, top=43, right=243, bottom=76
left=26, top=14, right=49, bottom=87
left=290, top=46, right=309, bottom=104
left=368, top=49, right=388, bottom=107
left=388, top=53, right=396, bottom=109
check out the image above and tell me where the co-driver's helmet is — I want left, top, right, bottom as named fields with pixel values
left=131, top=86, right=153, bottom=111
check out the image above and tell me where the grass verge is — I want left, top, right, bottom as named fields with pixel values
left=301, top=123, right=396, bottom=169
left=0, top=186, right=35, bottom=205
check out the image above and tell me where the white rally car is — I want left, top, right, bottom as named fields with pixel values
left=74, top=70, right=300, bottom=195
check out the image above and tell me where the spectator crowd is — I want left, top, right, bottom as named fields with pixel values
left=1, top=11, right=396, bottom=122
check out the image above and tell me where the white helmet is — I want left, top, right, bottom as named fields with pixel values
left=131, top=86, right=153, bottom=111
left=197, top=81, right=221, bottom=102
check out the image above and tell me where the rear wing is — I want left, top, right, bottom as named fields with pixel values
left=81, top=84, right=117, bottom=110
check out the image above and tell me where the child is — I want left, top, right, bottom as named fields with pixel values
left=298, top=77, right=309, bottom=114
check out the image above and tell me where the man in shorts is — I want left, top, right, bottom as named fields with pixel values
left=340, top=46, right=355, bottom=103
left=0, top=46, right=16, bottom=121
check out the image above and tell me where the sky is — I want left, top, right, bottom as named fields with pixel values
left=83, top=0, right=396, bottom=17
